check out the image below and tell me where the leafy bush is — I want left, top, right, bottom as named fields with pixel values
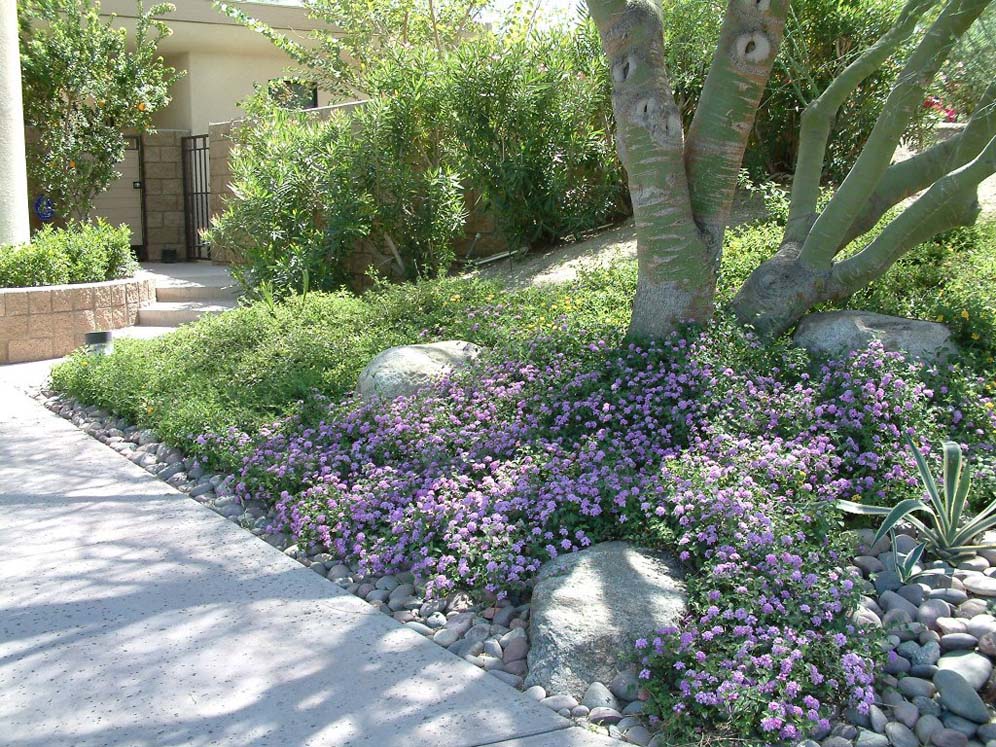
left=0, top=238, right=70, bottom=288
left=848, top=221, right=996, bottom=360
left=208, top=101, right=465, bottom=296
left=18, top=0, right=181, bottom=221
left=437, top=28, right=623, bottom=248
left=0, top=220, right=136, bottom=288
left=933, top=4, right=996, bottom=119
left=207, top=24, right=625, bottom=297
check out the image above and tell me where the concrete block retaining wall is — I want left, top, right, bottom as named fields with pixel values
left=0, top=275, right=155, bottom=364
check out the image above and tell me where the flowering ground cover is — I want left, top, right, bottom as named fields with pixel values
left=200, top=317, right=996, bottom=744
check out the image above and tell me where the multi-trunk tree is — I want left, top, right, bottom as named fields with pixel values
left=586, top=0, right=996, bottom=339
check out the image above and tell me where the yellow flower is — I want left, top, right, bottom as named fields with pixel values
left=961, top=309, right=970, bottom=320
left=936, top=314, right=945, bottom=322
left=972, top=333, right=981, bottom=341
left=137, top=102, right=147, bottom=112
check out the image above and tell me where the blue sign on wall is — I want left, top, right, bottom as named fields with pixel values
left=34, top=195, right=55, bottom=222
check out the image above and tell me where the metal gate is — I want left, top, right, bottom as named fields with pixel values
left=181, top=134, right=211, bottom=260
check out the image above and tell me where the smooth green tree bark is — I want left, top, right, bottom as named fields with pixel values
left=587, top=0, right=717, bottom=339
left=587, top=0, right=787, bottom=338
left=587, top=0, right=996, bottom=340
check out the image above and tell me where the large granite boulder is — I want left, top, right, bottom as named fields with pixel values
left=794, top=311, right=956, bottom=363
left=525, top=541, right=686, bottom=699
left=357, top=340, right=481, bottom=402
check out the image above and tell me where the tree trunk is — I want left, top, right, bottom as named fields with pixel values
left=587, top=0, right=786, bottom=339
left=734, top=0, right=995, bottom=337
left=585, top=0, right=995, bottom=340
left=587, top=0, right=715, bottom=339
left=731, top=244, right=832, bottom=338
left=736, top=134, right=996, bottom=337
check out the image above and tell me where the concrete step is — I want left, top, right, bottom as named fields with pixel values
left=136, top=301, right=236, bottom=327
left=155, top=284, right=239, bottom=303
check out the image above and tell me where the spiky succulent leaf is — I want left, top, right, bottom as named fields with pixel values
left=942, top=440, right=966, bottom=531
left=836, top=499, right=892, bottom=515
left=874, top=499, right=934, bottom=545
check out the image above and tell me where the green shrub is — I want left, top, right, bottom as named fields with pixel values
left=848, top=221, right=996, bottom=359
left=207, top=100, right=465, bottom=297
left=0, top=237, right=71, bottom=287
left=207, top=24, right=625, bottom=298
left=0, top=220, right=136, bottom=288
left=437, top=29, right=623, bottom=248
left=49, top=268, right=634, bottom=466
left=934, top=4, right=996, bottom=119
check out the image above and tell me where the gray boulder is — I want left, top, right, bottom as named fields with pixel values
left=525, top=541, right=686, bottom=698
left=935, top=669, right=991, bottom=723
left=357, top=340, right=481, bottom=402
left=793, top=311, right=956, bottom=362
left=937, top=651, right=994, bottom=690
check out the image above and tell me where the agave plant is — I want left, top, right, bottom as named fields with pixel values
left=890, top=531, right=927, bottom=584
left=838, top=437, right=996, bottom=563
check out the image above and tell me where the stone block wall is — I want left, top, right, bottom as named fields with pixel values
left=0, top=276, right=155, bottom=364
left=142, top=130, right=188, bottom=261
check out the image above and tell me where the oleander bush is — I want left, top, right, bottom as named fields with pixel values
left=207, top=101, right=466, bottom=296
left=933, top=3, right=996, bottom=119
left=207, top=25, right=625, bottom=297
left=0, top=220, right=136, bottom=289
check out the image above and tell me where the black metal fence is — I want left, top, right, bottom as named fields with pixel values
left=181, top=134, right=211, bottom=260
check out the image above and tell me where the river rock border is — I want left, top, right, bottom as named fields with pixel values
left=39, top=391, right=996, bottom=747
left=0, top=275, right=155, bottom=363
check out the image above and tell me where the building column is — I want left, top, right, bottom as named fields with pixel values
left=0, top=0, right=30, bottom=246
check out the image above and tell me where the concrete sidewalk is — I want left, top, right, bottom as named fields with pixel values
left=0, top=384, right=616, bottom=747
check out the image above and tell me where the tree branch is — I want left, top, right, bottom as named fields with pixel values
left=783, top=0, right=941, bottom=244
left=836, top=80, right=996, bottom=247
left=684, top=0, right=788, bottom=257
left=829, top=134, right=996, bottom=295
left=798, top=0, right=992, bottom=266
